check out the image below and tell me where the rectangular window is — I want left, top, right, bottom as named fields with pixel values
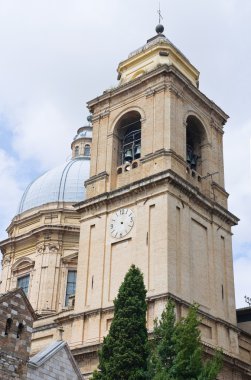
left=17, top=274, right=30, bottom=296
left=65, top=270, right=77, bottom=306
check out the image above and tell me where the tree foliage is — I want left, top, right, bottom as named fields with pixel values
left=92, top=265, right=148, bottom=380
left=148, top=300, right=223, bottom=380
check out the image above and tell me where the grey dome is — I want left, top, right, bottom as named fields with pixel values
left=73, top=126, right=92, bottom=142
left=18, top=157, right=90, bottom=214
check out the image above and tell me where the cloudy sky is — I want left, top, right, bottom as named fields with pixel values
left=0, top=0, right=250, bottom=308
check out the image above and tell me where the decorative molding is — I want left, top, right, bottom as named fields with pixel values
left=92, top=109, right=110, bottom=122
left=62, top=251, right=78, bottom=264
left=11, top=256, right=35, bottom=272
left=2, top=255, right=11, bottom=267
left=84, top=171, right=109, bottom=187
left=87, top=64, right=228, bottom=125
left=140, top=148, right=184, bottom=165
left=0, top=225, right=80, bottom=250
left=76, top=169, right=238, bottom=226
left=36, top=243, right=60, bottom=254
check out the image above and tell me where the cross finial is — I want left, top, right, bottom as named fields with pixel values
left=157, top=2, right=163, bottom=24
left=155, top=3, right=164, bottom=35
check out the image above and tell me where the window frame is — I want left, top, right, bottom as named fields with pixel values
left=17, top=274, right=30, bottom=296
left=65, top=269, right=77, bottom=307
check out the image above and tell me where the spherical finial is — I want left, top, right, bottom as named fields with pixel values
left=156, top=24, right=164, bottom=34
left=87, top=115, right=93, bottom=124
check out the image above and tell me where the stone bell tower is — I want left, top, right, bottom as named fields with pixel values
left=73, top=25, right=244, bottom=375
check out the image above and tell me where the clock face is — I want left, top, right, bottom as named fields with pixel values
left=110, top=208, right=134, bottom=239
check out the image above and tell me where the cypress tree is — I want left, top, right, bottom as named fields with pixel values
left=92, top=265, right=148, bottom=380
left=149, top=301, right=223, bottom=380
left=147, top=300, right=176, bottom=380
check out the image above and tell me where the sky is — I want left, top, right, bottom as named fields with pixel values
left=0, top=0, right=250, bottom=308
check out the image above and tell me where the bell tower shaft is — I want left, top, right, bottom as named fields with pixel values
left=74, top=28, right=239, bottom=362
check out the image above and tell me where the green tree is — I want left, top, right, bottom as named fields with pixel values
left=92, top=265, right=148, bottom=380
left=149, top=301, right=223, bottom=380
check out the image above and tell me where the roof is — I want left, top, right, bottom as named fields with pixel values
left=17, top=157, right=90, bottom=214
left=73, top=125, right=92, bottom=142
left=0, top=287, right=37, bottom=320
left=28, top=340, right=82, bottom=379
left=128, top=34, right=191, bottom=66
left=237, top=307, right=251, bottom=323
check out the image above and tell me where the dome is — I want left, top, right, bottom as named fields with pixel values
left=73, top=126, right=92, bottom=142
left=18, top=157, right=90, bottom=214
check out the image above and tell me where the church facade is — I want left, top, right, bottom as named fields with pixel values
left=1, top=25, right=251, bottom=378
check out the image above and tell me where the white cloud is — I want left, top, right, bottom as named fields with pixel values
left=11, top=101, right=73, bottom=170
left=0, top=149, right=23, bottom=239
left=234, top=253, right=251, bottom=308
left=225, top=120, right=251, bottom=246
left=0, top=0, right=250, bottom=307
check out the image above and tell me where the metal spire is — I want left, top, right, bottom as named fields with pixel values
left=156, top=2, right=164, bottom=35
left=157, top=2, right=163, bottom=24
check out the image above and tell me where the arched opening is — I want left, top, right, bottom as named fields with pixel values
left=75, top=146, right=79, bottom=157
left=84, top=144, right=91, bottom=157
left=5, top=318, right=13, bottom=336
left=116, top=111, right=141, bottom=165
left=186, top=116, right=207, bottom=174
left=17, top=322, right=24, bottom=338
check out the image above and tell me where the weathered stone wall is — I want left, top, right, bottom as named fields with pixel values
left=0, top=352, right=27, bottom=379
left=27, top=345, right=81, bottom=380
left=0, top=289, right=34, bottom=379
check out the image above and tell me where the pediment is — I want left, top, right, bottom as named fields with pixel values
left=61, top=251, right=78, bottom=265
left=12, top=257, right=35, bottom=273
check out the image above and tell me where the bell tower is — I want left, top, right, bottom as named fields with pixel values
left=74, top=25, right=240, bottom=366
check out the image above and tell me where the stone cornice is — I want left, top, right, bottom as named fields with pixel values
left=65, top=294, right=251, bottom=374
left=0, top=224, right=80, bottom=251
left=140, top=148, right=185, bottom=165
left=84, top=171, right=109, bottom=186
left=6, top=206, right=78, bottom=234
left=32, top=291, right=248, bottom=337
left=75, top=169, right=238, bottom=226
left=212, top=181, right=229, bottom=198
left=87, top=64, right=228, bottom=125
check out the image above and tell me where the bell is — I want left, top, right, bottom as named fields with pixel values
left=186, top=147, right=192, bottom=164
left=124, top=149, right=133, bottom=162
left=134, top=145, right=141, bottom=159
left=190, top=155, right=197, bottom=169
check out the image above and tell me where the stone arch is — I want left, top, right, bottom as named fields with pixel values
left=12, top=257, right=35, bottom=273
left=113, top=110, right=142, bottom=166
left=110, top=106, right=145, bottom=134
left=184, top=113, right=209, bottom=175
left=184, top=110, right=209, bottom=143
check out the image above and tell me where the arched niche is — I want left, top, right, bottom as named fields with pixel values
left=186, top=115, right=208, bottom=175
left=84, top=144, right=91, bottom=157
left=114, top=111, right=142, bottom=166
left=11, top=257, right=35, bottom=297
left=75, top=145, right=79, bottom=157
left=12, top=257, right=35, bottom=274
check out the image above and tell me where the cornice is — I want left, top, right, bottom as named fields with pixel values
left=87, top=64, right=228, bottom=125
left=140, top=148, right=185, bottom=165
left=66, top=294, right=251, bottom=374
left=85, top=171, right=109, bottom=186
left=0, top=224, right=80, bottom=250
left=7, top=206, right=78, bottom=234
left=75, top=169, right=238, bottom=226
